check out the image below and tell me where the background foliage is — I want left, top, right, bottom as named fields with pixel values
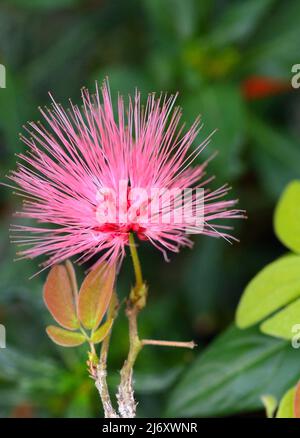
left=0, top=0, right=300, bottom=418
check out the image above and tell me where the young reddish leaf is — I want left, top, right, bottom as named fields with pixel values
left=294, top=381, right=300, bottom=418
left=90, top=319, right=113, bottom=344
left=46, top=326, right=86, bottom=347
left=44, top=264, right=79, bottom=330
left=78, top=263, right=115, bottom=330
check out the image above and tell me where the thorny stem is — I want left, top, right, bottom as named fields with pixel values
left=95, top=291, right=120, bottom=418
left=117, top=234, right=145, bottom=418
left=117, top=234, right=196, bottom=418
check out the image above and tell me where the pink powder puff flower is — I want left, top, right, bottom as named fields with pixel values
left=8, top=80, right=244, bottom=271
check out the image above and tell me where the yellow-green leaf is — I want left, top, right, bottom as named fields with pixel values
left=44, top=264, right=79, bottom=330
left=261, top=394, right=277, bottom=418
left=90, top=319, right=113, bottom=344
left=276, top=387, right=296, bottom=418
left=46, top=325, right=86, bottom=347
left=261, top=298, right=300, bottom=340
left=236, top=254, right=300, bottom=328
left=78, top=263, right=115, bottom=330
left=274, top=180, right=300, bottom=253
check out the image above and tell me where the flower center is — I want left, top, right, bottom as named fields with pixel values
left=94, top=185, right=149, bottom=241
left=93, top=223, right=147, bottom=241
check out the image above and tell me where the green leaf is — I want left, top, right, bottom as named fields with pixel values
left=0, top=347, right=59, bottom=382
left=236, top=254, right=300, bottom=329
left=260, top=298, right=300, bottom=340
left=182, top=84, right=246, bottom=181
left=108, top=366, right=184, bottom=395
left=248, top=116, right=300, bottom=200
left=0, top=72, right=34, bottom=159
left=78, top=263, right=115, bottom=330
left=65, top=383, right=94, bottom=418
left=25, top=19, right=96, bottom=98
left=93, top=66, right=152, bottom=98
left=46, top=326, right=86, bottom=347
left=182, top=239, right=225, bottom=315
left=261, top=394, right=277, bottom=418
left=90, top=319, right=113, bottom=344
left=43, top=264, right=79, bottom=330
left=276, top=387, right=296, bottom=418
left=134, top=367, right=184, bottom=395
left=208, top=0, right=275, bottom=47
left=165, top=325, right=300, bottom=417
left=274, top=181, right=300, bottom=253
left=143, top=0, right=201, bottom=40
left=245, top=0, right=300, bottom=78
left=7, top=0, right=80, bottom=10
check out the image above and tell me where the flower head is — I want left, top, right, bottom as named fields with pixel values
left=9, top=81, right=243, bottom=270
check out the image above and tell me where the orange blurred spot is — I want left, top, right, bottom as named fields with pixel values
left=294, top=380, right=300, bottom=418
left=10, top=402, right=34, bottom=418
left=242, top=76, right=290, bottom=100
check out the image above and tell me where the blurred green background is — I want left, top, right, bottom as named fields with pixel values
left=0, top=0, right=300, bottom=418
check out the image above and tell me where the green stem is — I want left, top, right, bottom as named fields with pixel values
left=129, top=233, right=143, bottom=290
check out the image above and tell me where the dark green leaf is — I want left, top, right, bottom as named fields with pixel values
left=248, top=116, right=300, bottom=199
left=245, top=0, right=300, bottom=78
left=166, top=325, right=300, bottom=417
left=182, top=84, right=246, bottom=181
left=208, top=0, right=275, bottom=47
left=6, top=0, right=80, bottom=10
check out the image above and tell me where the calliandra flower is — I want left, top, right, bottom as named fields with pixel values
left=8, top=80, right=243, bottom=270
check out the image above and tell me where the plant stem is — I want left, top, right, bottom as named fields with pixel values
left=117, top=304, right=142, bottom=418
left=117, top=234, right=145, bottom=418
left=142, top=339, right=196, bottom=349
left=117, top=233, right=196, bottom=418
left=95, top=291, right=119, bottom=418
